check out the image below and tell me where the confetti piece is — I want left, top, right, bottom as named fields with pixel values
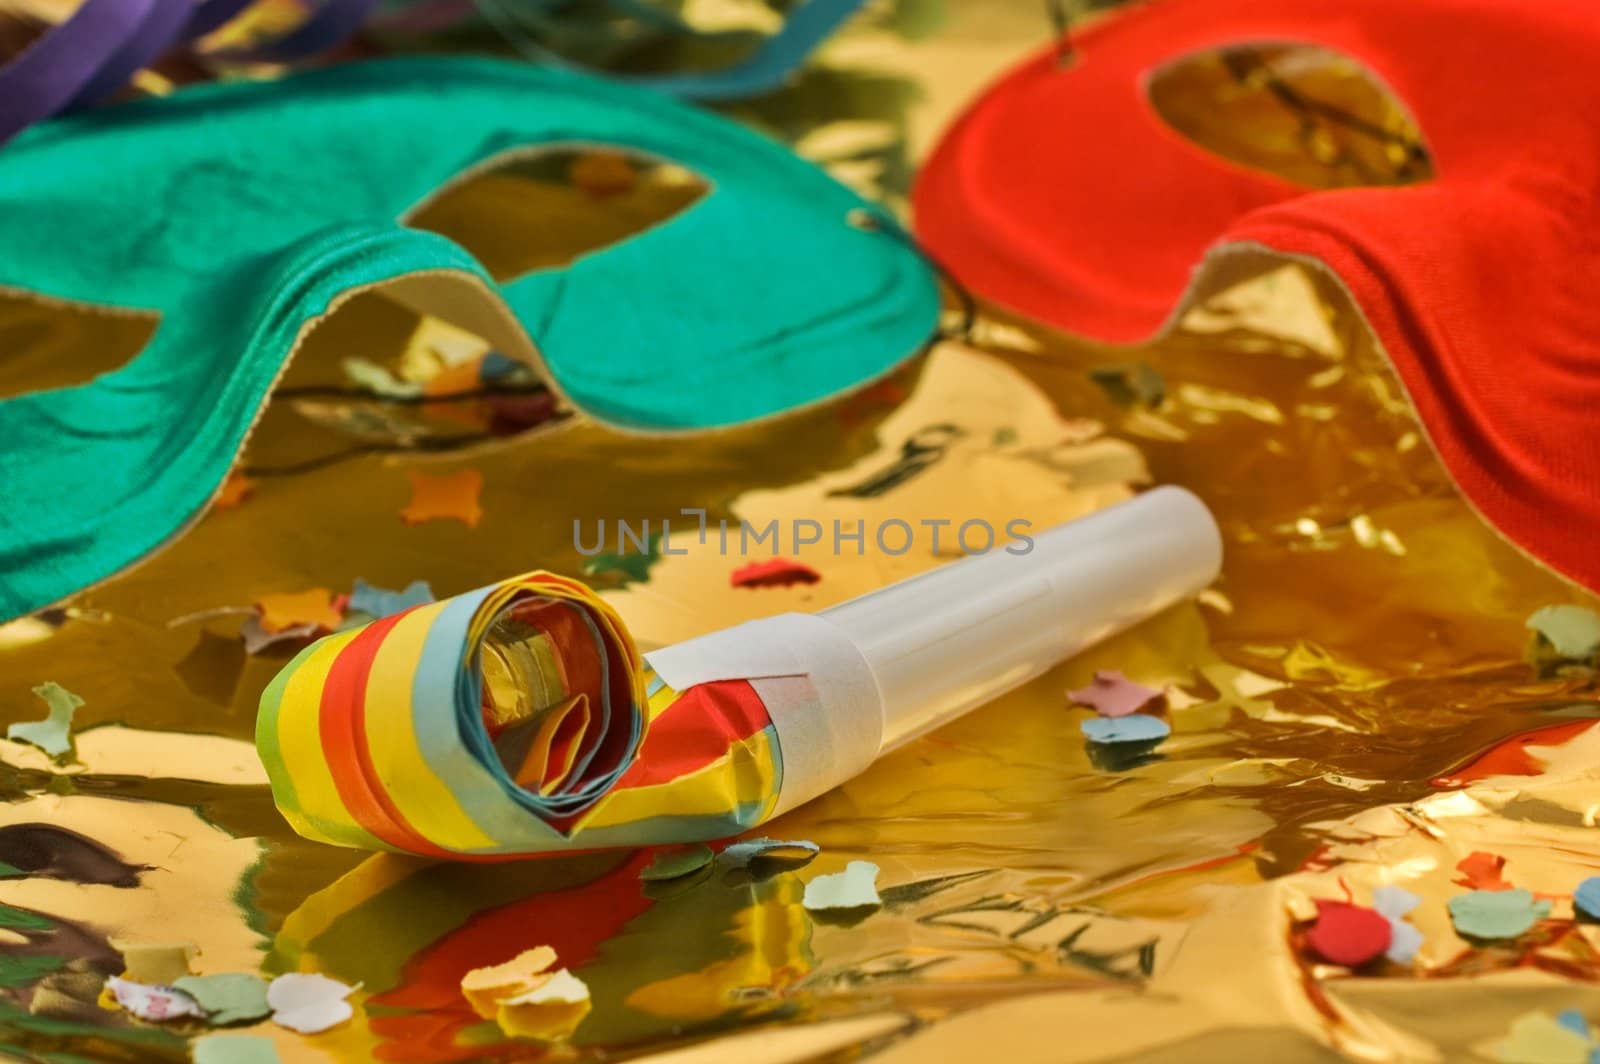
left=213, top=472, right=255, bottom=511
left=266, top=972, right=356, bottom=1034
left=719, top=838, right=820, bottom=874
left=173, top=973, right=271, bottom=1026
left=1457, top=851, right=1515, bottom=891
left=1432, top=720, right=1599, bottom=787
left=802, top=861, right=881, bottom=912
left=105, top=977, right=205, bottom=1022
left=495, top=973, right=592, bottom=1041
left=1372, top=886, right=1424, bottom=964
left=192, top=1034, right=284, bottom=1064
left=239, top=618, right=320, bottom=656
left=569, top=150, right=638, bottom=197
left=1304, top=899, right=1392, bottom=967
left=110, top=940, right=194, bottom=985
left=1089, top=361, right=1165, bottom=408
left=479, top=352, right=525, bottom=383
left=6, top=682, right=82, bottom=760
left=640, top=844, right=714, bottom=882
left=1557, top=1011, right=1593, bottom=1040
left=343, top=356, right=423, bottom=398
left=731, top=558, right=822, bottom=589
left=461, top=947, right=558, bottom=1018
left=0, top=904, right=50, bottom=930
left=501, top=969, right=590, bottom=1006
left=255, top=589, right=342, bottom=636
left=400, top=469, right=483, bottom=527
left=347, top=579, right=435, bottom=619
left=1081, top=715, right=1171, bottom=745
left=1449, top=889, right=1551, bottom=941
left=1574, top=877, right=1600, bottom=921
left=1495, top=1011, right=1594, bottom=1064
left=1068, top=670, right=1164, bottom=718
left=1527, top=605, right=1600, bottom=661
left=0, top=954, right=63, bottom=987
left=422, top=354, right=488, bottom=398
left=583, top=533, right=663, bottom=585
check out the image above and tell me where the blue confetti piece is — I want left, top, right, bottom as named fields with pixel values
left=348, top=579, right=435, bottom=619
left=1574, top=876, right=1600, bottom=921
left=1081, top=715, right=1170, bottom=745
left=479, top=351, right=524, bottom=382
left=1557, top=1010, right=1592, bottom=1040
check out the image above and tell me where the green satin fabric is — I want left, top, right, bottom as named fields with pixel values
left=0, top=56, right=938, bottom=622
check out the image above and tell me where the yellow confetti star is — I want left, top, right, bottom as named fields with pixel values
left=400, top=469, right=484, bottom=528
left=255, top=588, right=342, bottom=634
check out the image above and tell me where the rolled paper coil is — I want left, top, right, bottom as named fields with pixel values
left=258, top=487, right=1222, bottom=857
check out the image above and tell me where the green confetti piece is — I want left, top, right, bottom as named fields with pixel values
left=0, top=904, right=52, bottom=931
left=639, top=844, right=714, bottom=882
left=891, top=0, right=948, bottom=41
left=191, top=1034, right=284, bottom=1064
left=6, top=681, right=83, bottom=760
left=718, top=838, right=821, bottom=875
left=0, top=861, right=23, bottom=878
left=583, top=533, right=663, bottom=585
left=1526, top=605, right=1600, bottom=674
left=1089, top=362, right=1166, bottom=409
left=173, top=973, right=272, bottom=1026
left=1448, top=889, right=1551, bottom=940
left=1494, top=1010, right=1592, bottom=1064
left=0, top=954, right=64, bottom=988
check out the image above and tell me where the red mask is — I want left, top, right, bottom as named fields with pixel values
left=915, top=0, right=1600, bottom=593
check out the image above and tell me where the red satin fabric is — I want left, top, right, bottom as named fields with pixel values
left=915, top=0, right=1600, bottom=593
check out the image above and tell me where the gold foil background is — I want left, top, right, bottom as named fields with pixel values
left=3, top=2, right=1600, bottom=1061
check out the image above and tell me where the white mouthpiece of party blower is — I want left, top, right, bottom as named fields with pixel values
left=645, top=486, right=1222, bottom=815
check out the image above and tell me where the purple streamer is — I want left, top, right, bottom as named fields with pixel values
left=0, top=0, right=375, bottom=146
left=67, top=0, right=193, bottom=108
left=0, top=0, right=163, bottom=143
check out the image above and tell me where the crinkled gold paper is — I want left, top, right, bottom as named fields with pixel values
left=3, top=2, right=1600, bottom=1062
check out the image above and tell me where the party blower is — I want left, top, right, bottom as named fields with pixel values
left=257, top=487, right=1221, bottom=858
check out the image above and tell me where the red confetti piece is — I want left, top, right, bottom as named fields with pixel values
left=730, top=558, right=821, bottom=589
left=1305, top=900, right=1392, bottom=967
left=214, top=471, right=255, bottom=511
left=1430, top=720, right=1597, bottom=787
left=1455, top=851, right=1514, bottom=892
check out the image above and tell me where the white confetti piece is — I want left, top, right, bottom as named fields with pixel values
left=802, top=860, right=881, bottom=911
left=501, top=969, right=590, bottom=1006
left=1372, top=885, right=1424, bottom=964
left=106, top=976, right=204, bottom=1022
left=266, top=972, right=356, bottom=1034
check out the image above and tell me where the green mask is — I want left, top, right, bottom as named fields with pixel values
left=0, top=57, right=938, bottom=622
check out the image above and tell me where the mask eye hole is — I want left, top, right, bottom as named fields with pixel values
left=1146, top=43, right=1434, bottom=189
left=403, top=145, right=711, bottom=282
left=242, top=146, right=711, bottom=471
left=0, top=292, right=156, bottom=401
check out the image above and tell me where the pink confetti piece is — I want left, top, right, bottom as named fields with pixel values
left=1068, top=670, right=1164, bottom=718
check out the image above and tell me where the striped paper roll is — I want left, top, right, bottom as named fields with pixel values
left=257, top=572, right=786, bottom=858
